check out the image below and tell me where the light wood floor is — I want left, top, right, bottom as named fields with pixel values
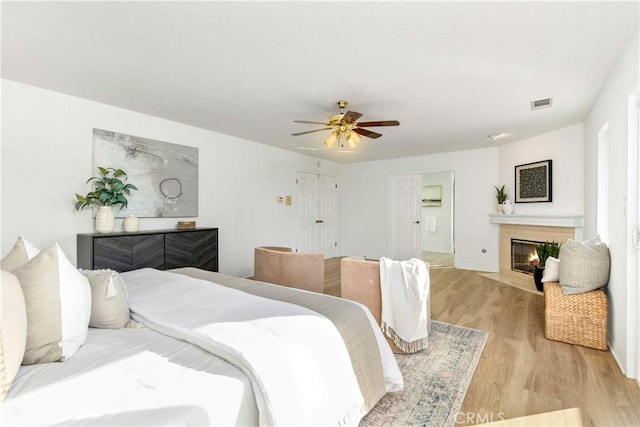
left=323, top=258, right=640, bottom=426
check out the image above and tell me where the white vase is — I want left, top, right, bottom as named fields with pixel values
left=95, top=206, right=115, bottom=233
left=497, top=203, right=504, bottom=214
left=123, top=214, right=140, bottom=233
left=502, top=199, right=514, bottom=215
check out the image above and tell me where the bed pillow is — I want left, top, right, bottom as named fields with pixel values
left=541, top=257, right=560, bottom=283
left=12, top=244, right=91, bottom=364
left=0, top=271, right=27, bottom=402
left=80, top=269, right=130, bottom=329
left=0, top=237, right=40, bottom=272
left=559, top=236, right=610, bottom=295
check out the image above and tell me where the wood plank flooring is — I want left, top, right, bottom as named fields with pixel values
left=323, top=258, right=640, bottom=426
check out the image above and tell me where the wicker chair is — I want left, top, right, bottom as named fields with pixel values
left=543, top=282, right=608, bottom=350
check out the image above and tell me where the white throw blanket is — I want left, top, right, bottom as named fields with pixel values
left=379, top=257, right=430, bottom=353
left=123, top=268, right=367, bottom=426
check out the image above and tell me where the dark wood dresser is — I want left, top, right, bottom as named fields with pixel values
left=77, top=228, right=218, bottom=272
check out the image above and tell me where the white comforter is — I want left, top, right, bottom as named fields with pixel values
left=123, top=268, right=400, bottom=426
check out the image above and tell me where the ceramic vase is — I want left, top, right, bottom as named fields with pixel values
left=123, top=214, right=140, bottom=233
left=95, top=206, right=115, bottom=233
left=497, top=203, right=504, bottom=214
left=502, top=199, right=514, bottom=215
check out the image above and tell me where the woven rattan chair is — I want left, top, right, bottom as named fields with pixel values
left=543, top=282, right=608, bottom=350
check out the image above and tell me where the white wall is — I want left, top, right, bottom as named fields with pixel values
left=584, top=29, right=639, bottom=377
left=498, top=124, right=584, bottom=216
left=340, top=148, right=500, bottom=272
left=1, top=80, right=342, bottom=278
left=421, top=171, right=454, bottom=253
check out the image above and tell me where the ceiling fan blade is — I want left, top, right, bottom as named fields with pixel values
left=291, top=127, right=334, bottom=136
left=356, top=120, right=400, bottom=127
left=353, top=127, right=383, bottom=139
left=293, top=120, right=332, bottom=125
left=341, top=111, right=363, bottom=125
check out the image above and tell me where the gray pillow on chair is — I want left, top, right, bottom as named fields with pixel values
left=559, top=236, right=610, bottom=295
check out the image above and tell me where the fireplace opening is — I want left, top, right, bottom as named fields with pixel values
left=511, top=238, right=542, bottom=275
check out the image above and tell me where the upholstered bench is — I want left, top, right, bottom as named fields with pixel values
left=543, top=282, right=608, bottom=350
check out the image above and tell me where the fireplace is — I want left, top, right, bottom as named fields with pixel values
left=511, top=238, right=542, bottom=274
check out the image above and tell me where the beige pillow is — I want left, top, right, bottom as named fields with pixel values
left=80, top=269, right=130, bottom=328
left=541, top=257, right=560, bottom=283
left=559, top=236, right=610, bottom=295
left=12, top=245, right=91, bottom=364
left=0, top=237, right=40, bottom=272
left=0, top=271, right=27, bottom=401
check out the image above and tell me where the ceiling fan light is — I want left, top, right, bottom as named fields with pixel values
left=347, top=132, right=360, bottom=148
left=324, top=132, right=338, bottom=148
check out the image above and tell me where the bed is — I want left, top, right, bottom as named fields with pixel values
left=1, top=239, right=403, bottom=426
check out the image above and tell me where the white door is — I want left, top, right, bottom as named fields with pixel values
left=294, top=171, right=338, bottom=258
left=316, top=174, right=338, bottom=257
left=391, top=174, right=422, bottom=260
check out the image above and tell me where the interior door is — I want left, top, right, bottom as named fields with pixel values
left=316, top=174, right=338, bottom=257
left=295, top=171, right=338, bottom=258
left=391, top=174, right=422, bottom=260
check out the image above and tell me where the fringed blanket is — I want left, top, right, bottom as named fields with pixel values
left=379, top=257, right=430, bottom=353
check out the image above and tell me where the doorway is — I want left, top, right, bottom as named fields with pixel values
left=390, top=171, right=455, bottom=265
left=421, top=171, right=455, bottom=267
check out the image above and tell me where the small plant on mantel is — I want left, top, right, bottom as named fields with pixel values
left=494, top=185, right=507, bottom=213
left=75, top=167, right=138, bottom=233
left=75, top=167, right=138, bottom=210
left=494, top=185, right=507, bottom=204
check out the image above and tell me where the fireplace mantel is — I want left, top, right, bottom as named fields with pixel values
left=489, top=214, right=584, bottom=228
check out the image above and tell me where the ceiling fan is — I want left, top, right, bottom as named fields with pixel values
left=291, top=100, right=400, bottom=148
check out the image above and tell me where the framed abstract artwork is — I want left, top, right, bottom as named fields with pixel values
left=93, top=129, right=199, bottom=218
left=514, top=159, right=552, bottom=203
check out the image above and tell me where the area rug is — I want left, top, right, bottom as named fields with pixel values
left=360, top=321, right=488, bottom=427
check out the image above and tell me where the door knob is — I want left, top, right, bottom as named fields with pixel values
left=413, top=221, right=420, bottom=224
left=315, top=220, right=325, bottom=224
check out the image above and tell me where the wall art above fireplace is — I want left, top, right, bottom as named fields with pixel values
left=514, top=159, right=552, bottom=203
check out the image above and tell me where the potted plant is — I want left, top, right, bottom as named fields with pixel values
left=75, top=167, right=138, bottom=233
left=533, top=241, right=561, bottom=291
left=495, top=185, right=507, bottom=213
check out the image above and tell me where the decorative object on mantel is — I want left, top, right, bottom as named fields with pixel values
left=123, top=214, right=140, bottom=233
left=75, top=167, right=138, bottom=233
left=533, top=241, right=561, bottom=291
left=177, top=221, right=196, bottom=230
left=502, top=199, right=514, bottom=215
left=494, top=185, right=507, bottom=213
left=515, top=159, right=552, bottom=203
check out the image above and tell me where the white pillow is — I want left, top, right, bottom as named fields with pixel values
left=79, top=269, right=130, bottom=329
left=559, top=236, right=610, bottom=295
left=0, top=270, right=27, bottom=401
left=12, top=244, right=91, bottom=364
left=541, top=257, right=560, bottom=283
left=0, top=237, right=40, bottom=272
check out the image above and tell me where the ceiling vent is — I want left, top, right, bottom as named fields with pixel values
left=531, top=98, right=553, bottom=110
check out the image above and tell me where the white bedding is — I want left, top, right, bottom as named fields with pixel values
left=2, top=268, right=402, bottom=426
left=124, top=268, right=398, bottom=426
left=1, top=326, right=259, bottom=425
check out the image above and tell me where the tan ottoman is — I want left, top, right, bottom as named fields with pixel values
left=543, top=282, right=608, bottom=350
